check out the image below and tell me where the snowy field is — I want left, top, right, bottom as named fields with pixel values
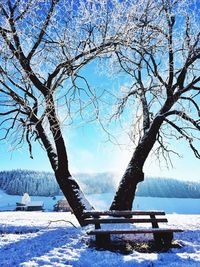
left=0, top=211, right=200, bottom=267
left=0, top=190, right=200, bottom=266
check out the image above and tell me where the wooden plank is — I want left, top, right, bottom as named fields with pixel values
left=84, top=218, right=168, bottom=224
left=87, top=228, right=183, bottom=235
left=83, top=210, right=165, bottom=217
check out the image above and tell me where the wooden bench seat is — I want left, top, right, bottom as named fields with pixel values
left=84, top=210, right=166, bottom=216
left=88, top=228, right=182, bottom=235
left=83, top=210, right=183, bottom=249
left=84, top=217, right=168, bottom=224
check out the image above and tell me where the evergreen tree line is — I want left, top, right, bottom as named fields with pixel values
left=0, top=170, right=199, bottom=198
left=0, top=170, right=61, bottom=196
left=136, top=178, right=200, bottom=198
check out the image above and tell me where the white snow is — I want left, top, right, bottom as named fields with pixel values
left=0, top=190, right=200, bottom=266
left=0, top=212, right=200, bottom=266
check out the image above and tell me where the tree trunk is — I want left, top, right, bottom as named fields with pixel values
left=55, top=168, right=93, bottom=226
left=110, top=116, right=163, bottom=210
left=109, top=142, right=146, bottom=210
left=109, top=157, right=144, bottom=210
left=35, top=120, right=94, bottom=226
left=47, top=124, right=94, bottom=226
left=32, top=96, right=94, bottom=226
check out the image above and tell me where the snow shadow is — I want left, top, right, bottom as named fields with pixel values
left=77, top=232, right=200, bottom=267
left=0, top=228, right=199, bottom=266
left=76, top=243, right=199, bottom=267
left=0, top=224, right=43, bottom=234
left=0, top=226, right=80, bottom=266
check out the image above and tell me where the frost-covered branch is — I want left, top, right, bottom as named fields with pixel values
left=27, top=0, right=59, bottom=61
left=164, top=110, right=200, bottom=131
left=164, top=118, right=200, bottom=159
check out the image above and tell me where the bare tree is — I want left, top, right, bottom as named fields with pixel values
left=1, top=0, right=198, bottom=222
left=0, top=0, right=141, bottom=224
left=110, top=0, right=200, bottom=210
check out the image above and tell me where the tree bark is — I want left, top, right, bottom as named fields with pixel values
left=47, top=95, right=94, bottom=225
left=37, top=125, right=93, bottom=225
left=54, top=168, right=93, bottom=226
left=110, top=116, right=164, bottom=210
left=32, top=95, right=94, bottom=226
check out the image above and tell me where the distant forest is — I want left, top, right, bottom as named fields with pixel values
left=0, top=170, right=200, bottom=198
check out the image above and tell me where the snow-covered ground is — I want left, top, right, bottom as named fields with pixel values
left=0, top=212, right=200, bottom=267
left=1, top=190, right=200, bottom=266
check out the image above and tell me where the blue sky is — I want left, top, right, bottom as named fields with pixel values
left=0, top=61, right=199, bottom=182
left=0, top=0, right=199, bottom=183
left=0, top=119, right=199, bottom=182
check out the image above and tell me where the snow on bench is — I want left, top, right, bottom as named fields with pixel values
left=83, top=210, right=183, bottom=249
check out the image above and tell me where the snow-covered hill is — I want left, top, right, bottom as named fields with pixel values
left=0, top=211, right=199, bottom=266
left=0, top=169, right=200, bottom=198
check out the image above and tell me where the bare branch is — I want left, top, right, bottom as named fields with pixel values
left=180, top=96, right=200, bottom=116
left=175, top=53, right=200, bottom=92
left=164, top=118, right=200, bottom=159
left=164, top=110, right=200, bottom=131
left=47, top=40, right=118, bottom=88
left=27, top=0, right=59, bottom=61
left=0, top=26, right=48, bottom=96
left=189, top=142, right=200, bottom=159
left=15, top=0, right=33, bottom=21
left=0, top=66, right=38, bottom=106
left=0, top=109, right=21, bottom=116
left=149, top=54, right=167, bottom=87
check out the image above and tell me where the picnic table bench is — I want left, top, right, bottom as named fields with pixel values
left=83, top=210, right=183, bottom=249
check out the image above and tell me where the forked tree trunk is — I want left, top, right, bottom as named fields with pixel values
left=110, top=116, right=163, bottom=210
